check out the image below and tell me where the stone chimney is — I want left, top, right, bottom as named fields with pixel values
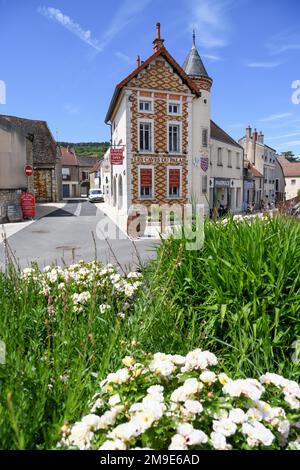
left=136, top=55, right=141, bottom=68
left=257, top=131, right=264, bottom=144
left=252, top=128, right=258, bottom=142
left=153, top=22, right=165, bottom=52
left=246, top=126, right=252, bottom=139
left=252, top=128, right=258, bottom=165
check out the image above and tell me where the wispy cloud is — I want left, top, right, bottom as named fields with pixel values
left=260, top=113, right=293, bottom=122
left=279, top=140, right=300, bottom=147
left=202, top=53, right=223, bottom=61
left=246, top=61, right=282, bottom=68
left=191, top=0, right=233, bottom=49
left=265, top=132, right=300, bottom=141
left=64, top=103, right=79, bottom=114
left=114, top=51, right=135, bottom=65
left=38, top=7, right=103, bottom=51
left=267, top=32, right=300, bottom=55
left=38, top=1, right=151, bottom=53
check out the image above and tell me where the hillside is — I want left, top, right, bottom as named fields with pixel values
left=57, top=141, right=110, bottom=157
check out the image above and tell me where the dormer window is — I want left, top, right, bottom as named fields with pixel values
left=168, top=102, right=181, bottom=115
left=139, top=100, right=152, bottom=112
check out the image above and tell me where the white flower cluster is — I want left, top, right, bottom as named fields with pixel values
left=21, top=261, right=143, bottom=315
left=58, top=349, right=300, bottom=451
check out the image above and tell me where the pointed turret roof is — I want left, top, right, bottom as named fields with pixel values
left=183, top=30, right=209, bottom=78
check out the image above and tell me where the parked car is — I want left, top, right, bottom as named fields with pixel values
left=88, top=188, right=104, bottom=203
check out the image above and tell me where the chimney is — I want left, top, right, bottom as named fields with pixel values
left=252, top=128, right=258, bottom=142
left=252, top=128, right=257, bottom=165
left=153, top=22, right=165, bottom=51
left=257, top=131, right=264, bottom=144
left=136, top=55, right=141, bottom=68
left=246, top=125, right=252, bottom=139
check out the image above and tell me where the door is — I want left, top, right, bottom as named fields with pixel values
left=63, top=184, right=70, bottom=198
left=33, top=169, right=52, bottom=202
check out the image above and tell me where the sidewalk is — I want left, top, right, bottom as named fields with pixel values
left=0, top=202, right=65, bottom=243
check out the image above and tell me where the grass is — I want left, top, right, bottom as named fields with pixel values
left=0, top=214, right=299, bottom=449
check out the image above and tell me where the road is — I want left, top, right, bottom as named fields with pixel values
left=0, top=200, right=158, bottom=271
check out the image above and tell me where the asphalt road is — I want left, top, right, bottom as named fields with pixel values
left=0, top=201, right=158, bottom=270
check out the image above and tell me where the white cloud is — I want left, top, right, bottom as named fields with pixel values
left=191, top=0, right=233, bottom=49
left=246, top=61, right=282, bottom=68
left=64, top=103, right=79, bottom=114
left=265, top=132, right=300, bottom=141
left=38, top=7, right=103, bottom=51
left=279, top=140, right=300, bottom=146
left=202, top=53, right=223, bottom=61
left=260, top=113, right=293, bottom=122
left=39, top=1, right=151, bottom=53
left=267, top=32, right=300, bottom=55
left=114, top=52, right=135, bottom=65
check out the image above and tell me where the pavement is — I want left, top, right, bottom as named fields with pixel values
left=0, top=200, right=159, bottom=270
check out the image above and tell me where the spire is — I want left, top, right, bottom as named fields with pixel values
left=183, top=30, right=209, bottom=78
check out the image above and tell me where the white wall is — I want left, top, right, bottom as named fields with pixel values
left=285, top=177, right=300, bottom=200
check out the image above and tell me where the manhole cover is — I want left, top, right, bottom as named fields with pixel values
left=56, top=245, right=79, bottom=251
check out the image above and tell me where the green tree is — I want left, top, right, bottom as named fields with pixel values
left=282, top=151, right=300, bottom=162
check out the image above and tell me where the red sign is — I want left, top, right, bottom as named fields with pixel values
left=169, top=169, right=180, bottom=187
left=24, top=165, right=33, bottom=177
left=20, top=192, right=36, bottom=219
left=140, top=168, right=152, bottom=186
left=110, top=148, right=124, bottom=165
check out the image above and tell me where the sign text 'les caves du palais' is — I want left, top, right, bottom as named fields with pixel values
left=110, top=147, right=124, bottom=165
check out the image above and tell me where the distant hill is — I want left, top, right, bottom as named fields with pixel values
left=58, top=141, right=110, bottom=157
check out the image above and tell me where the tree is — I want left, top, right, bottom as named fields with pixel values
left=281, top=151, right=300, bottom=163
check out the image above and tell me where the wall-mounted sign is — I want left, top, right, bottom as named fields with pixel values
left=140, top=168, right=152, bottom=186
left=169, top=169, right=180, bottom=186
left=215, top=179, right=230, bottom=188
left=110, top=148, right=124, bottom=165
left=200, top=157, right=209, bottom=172
left=102, top=161, right=111, bottom=173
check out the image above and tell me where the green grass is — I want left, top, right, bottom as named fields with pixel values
left=0, top=215, right=299, bottom=449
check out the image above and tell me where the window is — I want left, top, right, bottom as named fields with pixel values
left=168, top=168, right=181, bottom=197
left=168, top=124, right=180, bottom=153
left=168, top=102, right=180, bottom=114
left=139, top=100, right=152, bottom=112
left=202, top=175, right=208, bottom=193
left=62, top=168, right=70, bottom=180
left=291, top=179, right=296, bottom=185
left=202, top=129, right=208, bottom=148
left=236, top=153, right=240, bottom=169
left=139, top=122, right=152, bottom=152
left=139, top=167, right=153, bottom=198
left=217, top=148, right=223, bottom=166
left=228, top=150, right=232, bottom=167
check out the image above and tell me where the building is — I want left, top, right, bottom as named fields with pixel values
left=61, top=145, right=99, bottom=198
left=104, top=24, right=243, bottom=216
left=239, top=127, right=276, bottom=207
left=275, top=156, right=300, bottom=201
left=0, top=116, right=34, bottom=221
left=0, top=115, right=62, bottom=202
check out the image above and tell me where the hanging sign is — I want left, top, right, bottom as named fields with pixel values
left=200, top=157, right=209, bottom=172
left=110, top=148, right=124, bottom=165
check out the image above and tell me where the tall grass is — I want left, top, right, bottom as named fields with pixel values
left=127, top=215, right=300, bottom=379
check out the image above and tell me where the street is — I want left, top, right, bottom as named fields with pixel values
left=0, top=200, right=158, bottom=270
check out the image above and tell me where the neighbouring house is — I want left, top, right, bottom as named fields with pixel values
left=0, top=115, right=62, bottom=202
left=0, top=116, right=34, bottom=221
left=275, top=156, right=300, bottom=201
left=239, top=127, right=276, bottom=207
left=89, top=158, right=103, bottom=189
left=61, top=146, right=98, bottom=198
left=104, top=24, right=244, bottom=216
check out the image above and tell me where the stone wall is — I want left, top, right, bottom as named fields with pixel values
left=0, top=189, right=21, bottom=223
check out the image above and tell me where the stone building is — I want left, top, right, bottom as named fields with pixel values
left=275, top=156, right=300, bottom=201
left=61, top=145, right=99, bottom=198
left=104, top=24, right=243, bottom=215
left=0, top=115, right=62, bottom=202
left=239, top=127, right=276, bottom=207
left=0, top=116, right=34, bottom=222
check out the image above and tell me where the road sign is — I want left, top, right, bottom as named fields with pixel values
left=24, top=165, right=33, bottom=177
left=20, top=192, right=35, bottom=219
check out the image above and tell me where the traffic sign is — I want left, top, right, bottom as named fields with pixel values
left=24, top=165, right=33, bottom=177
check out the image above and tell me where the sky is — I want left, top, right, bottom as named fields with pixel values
left=1, top=0, right=300, bottom=154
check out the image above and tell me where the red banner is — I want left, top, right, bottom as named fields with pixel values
left=140, top=168, right=152, bottom=186
left=169, top=169, right=180, bottom=187
left=110, top=148, right=124, bottom=165
left=20, top=192, right=36, bottom=219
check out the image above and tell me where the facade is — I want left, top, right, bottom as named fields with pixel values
left=0, top=117, right=34, bottom=221
left=275, top=156, right=300, bottom=201
left=61, top=146, right=99, bottom=198
left=0, top=115, right=62, bottom=202
left=104, top=24, right=243, bottom=216
left=239, top=127, right=276, bottom=207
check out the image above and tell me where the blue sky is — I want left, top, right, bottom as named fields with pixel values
left=1, top=0, right=300, bottom=154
